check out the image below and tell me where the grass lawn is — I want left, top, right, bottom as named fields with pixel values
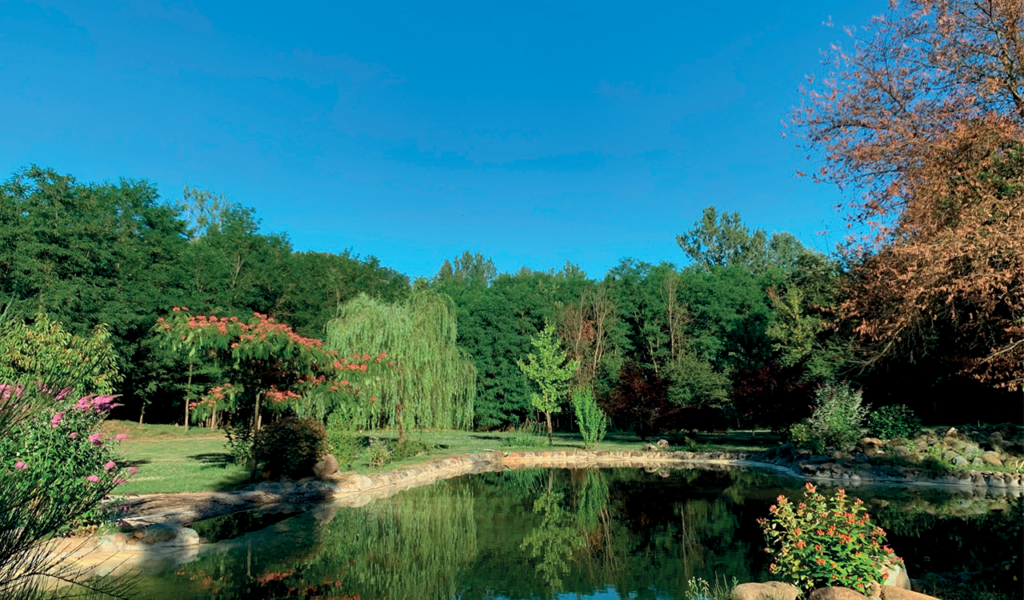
left=100, top=421, right=251, bottom=495
left=99, top=420, right=779, bottom=495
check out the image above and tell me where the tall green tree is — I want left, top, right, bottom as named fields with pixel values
left=518, top=324, right=580, bottom=445
left=325, top=290, right=476, bottom=441
left=0, top=314, right=121, bottom=395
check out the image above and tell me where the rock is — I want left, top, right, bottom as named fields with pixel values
left=731, top=581, right=801, bottom=600
left=859, top=437, right=885, bottom=448
left=656, top=439, right=670, bottom=449
left=944, top=427, right=957, bottom=438
left=951, top=455, right=968, bottom=467
left=963, top=442, right=980, bottom=456
left=971, top=457, right=985, bottom=468
left=979, top=451, right=1003, bottom=467
left=170, top=527, right=201, bottom=547
left=891, top=446, right=913, bottom=459
left=132, top=530, right=145, bottom=540
left=142, top=523, right=178, bottom=544
left=643, top=443, right=659, bottom=451
left=313, top=453, right=340, bottom=478
left=879, top=589, right=942, bottom=600
left=808, top=587, right=869, bottom=600
left=882, top=562, right=912, bottom=589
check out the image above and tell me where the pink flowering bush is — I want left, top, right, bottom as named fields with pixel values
left=1, top=384, right=132, bottom=534
left=758, top=482, right=902, bottom=595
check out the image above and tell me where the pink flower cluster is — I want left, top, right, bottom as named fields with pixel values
left=73, top=394, right=121, bottom=414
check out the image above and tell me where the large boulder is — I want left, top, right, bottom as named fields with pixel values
left=656, top=439, right=670, bottom=450
left=142, top=523, right=178, bottom=544
left=141, top=524, right=200, bottom=546
left=808, top=587, right=870, bottom=600
left=731, top=581, right=801, bottom=600
left=879, top=589, right=941, bottom=600
left=313, top=453, right=340, bottom=478
left=882, top=562, right=911, bottom=589
left=979, top=451, right=1003, bottom=467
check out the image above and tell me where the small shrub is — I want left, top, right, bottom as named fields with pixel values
left=225, top=425, right=256, bottom=467
left=502, top=421, right=546, bottom=448
left=571, top=386, right=607, bottom=449
left=682, top=436, right=701, bottom=452
left=788, top=421, right=827, bottom=454
left=366, top=437, right=392, bottom=467
left=684, top=575, right=738, bottom=600
left=758, top=482, right=901, bottom=595
left=866, top=404, right=921, bottom=440
left=390, top=439, right=432, bottom=462
left=253, top=417, right=326, bottom=479
left=325, top=411, right=363, bottom=469
left=790, top=382, right=868, bottom=452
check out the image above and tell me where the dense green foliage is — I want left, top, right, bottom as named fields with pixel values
left=253, top=417, right=327, bottom=479
left=866, top=405, right=922, bottom=441
left=0, top=167, right=408, bottom=424
left=789, top=383, right=869, bottom=453
left=325, top=290, right=476, bottom=435
left=0, top=314, right=121, bottom=395
left=571, top=386, right=607, bottom=449
left=2, top=165, right=1017, bottom=436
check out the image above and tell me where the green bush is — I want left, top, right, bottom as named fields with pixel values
left=253, top=417, right=326, bottom=479
left=325, top=411, right=364, bottom=469
left=367, top=437, right=392, bottom=467
left=759, top=482, right=901, bottom=595
left=501, top=421, right=546, bottom=448
left=571, top=386, right=607, bottom=449
left=790, top=382, right=868, bottom=452
left=866, top=404, right=921, bottom=440
left=390, top=439, right=432, bottom=462
left=788, top=421, right=827, bottom=454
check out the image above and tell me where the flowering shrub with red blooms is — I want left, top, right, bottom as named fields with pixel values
left=156, top=308, right=391, bottom=427
left=758, top=482, right=902, bottom=595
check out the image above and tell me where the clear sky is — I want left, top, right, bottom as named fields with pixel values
left=1, top=0, right=887, bottom=279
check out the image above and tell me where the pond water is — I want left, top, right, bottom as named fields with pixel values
left=131, top=467, right=1021, bottom=599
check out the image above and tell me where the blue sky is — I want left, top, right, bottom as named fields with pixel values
left=1, top=0, right=886, bottom=279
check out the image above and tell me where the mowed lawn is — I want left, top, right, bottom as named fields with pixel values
left=99, top=420, right=778, bottom=495
left=99, top=421, right=251, bottom=495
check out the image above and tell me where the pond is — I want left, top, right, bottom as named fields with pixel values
left=130, top=467, right=1021, bottom=599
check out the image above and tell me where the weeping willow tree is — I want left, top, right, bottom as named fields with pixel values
left=325, top=290, right=476, bottom=439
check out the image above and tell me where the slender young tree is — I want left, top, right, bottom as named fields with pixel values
left=518, top=325, right=580, bottom=445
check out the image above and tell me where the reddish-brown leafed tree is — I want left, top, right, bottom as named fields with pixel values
left=793, top=0, right=1024, bottom=390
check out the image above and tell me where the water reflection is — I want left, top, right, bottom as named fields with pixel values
left=131, top=468, right=1021, bottom=600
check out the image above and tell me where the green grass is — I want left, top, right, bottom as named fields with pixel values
left=100, top=421, right=251, bottom=495
left=100, top=420, right=779, bottom=495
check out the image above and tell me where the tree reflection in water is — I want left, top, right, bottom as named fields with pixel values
left=130, top=468, right=1020, bottom=600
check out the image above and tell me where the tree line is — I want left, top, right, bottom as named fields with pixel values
left=1, top=0, right=1019, bottom=432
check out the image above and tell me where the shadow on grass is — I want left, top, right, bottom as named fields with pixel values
left=188, top=453, right=235, bottom=469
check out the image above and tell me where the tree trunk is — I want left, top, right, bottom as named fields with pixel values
left=184, top=360, right=194, bottom=433
left=138, top=404, right=145, bottom=425
left=396, top=401, right=405, bottom=445
left=545, top=411, right=553, bottom=446
left=254, top=392, right=262, bottom=431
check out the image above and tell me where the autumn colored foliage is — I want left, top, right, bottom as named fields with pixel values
left=794, top=0, right=1024, bottom=389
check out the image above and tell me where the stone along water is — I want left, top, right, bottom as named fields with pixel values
left=129, top=467, right=1021, bottom=599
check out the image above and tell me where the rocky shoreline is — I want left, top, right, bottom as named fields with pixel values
left=43, top=446, right=1019, bottom=591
